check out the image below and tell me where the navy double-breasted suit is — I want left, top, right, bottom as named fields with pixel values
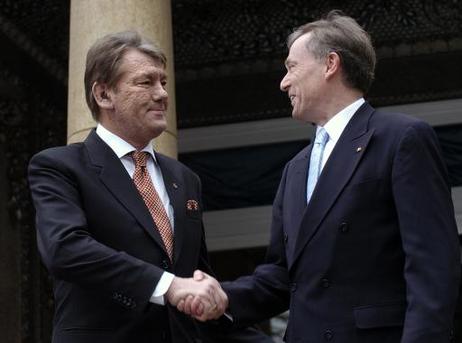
left=223, top=102, right=460, bottom=342
left=28, top=130, right=272, bottom=343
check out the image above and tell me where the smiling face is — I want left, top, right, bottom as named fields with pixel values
left=280, top=33, right=327, bottom=124
left=100, top=48, right=168, bottom=148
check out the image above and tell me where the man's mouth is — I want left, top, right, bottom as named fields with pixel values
left=289, top=95, right=296, bottom=106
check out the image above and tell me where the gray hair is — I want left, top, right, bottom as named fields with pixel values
left=84, top=30, right=166, bottom=120
left=287, top=10, right=376, bottom=93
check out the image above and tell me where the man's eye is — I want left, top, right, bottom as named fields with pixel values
left=161, top=80, right=167, bottom=87
left=139, top=80, right=151, bottom=85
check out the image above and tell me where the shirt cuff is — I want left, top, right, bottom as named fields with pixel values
left=150, top=271, right=175, bottom=305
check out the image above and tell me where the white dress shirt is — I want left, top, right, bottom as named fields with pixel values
left=317, top=98, right=365, bottom=171
left=96, top=124, right=174, bottom=305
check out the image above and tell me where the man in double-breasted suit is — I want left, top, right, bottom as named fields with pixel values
left=28, top=31, right=271, bottom=343
left=183, top=11, right=461, bottom=343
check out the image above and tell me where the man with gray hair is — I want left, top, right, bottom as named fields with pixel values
left=182, top=10, right=460, bottom=343
left=28, top=30, right=269, bottom=343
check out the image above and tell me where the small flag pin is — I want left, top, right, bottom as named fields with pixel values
left=356, top=147, right=363, bottom=152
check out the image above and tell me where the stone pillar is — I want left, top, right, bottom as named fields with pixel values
left=68, top=0, right=177, bottom=158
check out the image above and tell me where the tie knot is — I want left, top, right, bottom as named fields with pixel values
left=315, top=128, right=329, bottom=146
left=131, top=151, right=148, bottom=167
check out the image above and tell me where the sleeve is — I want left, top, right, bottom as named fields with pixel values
left=28, top=150, right=165, bottom=311
left=391, top=121, right=460, bottom=342
left=221, top=164, right=291, bottom=326
left=192, top=173, right=277, bottom=343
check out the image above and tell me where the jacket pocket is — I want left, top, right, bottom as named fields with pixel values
left=55, top=327, right=114, bottom=343
left=185, top=209, right=201, bottom=220
left=354, top=301, right=405, bottom=329
left=62, top=326, right=114, bottom=334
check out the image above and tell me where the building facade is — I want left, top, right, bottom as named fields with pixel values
left=0, top=0, right=461, bottom=342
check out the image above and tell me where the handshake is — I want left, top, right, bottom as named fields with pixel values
left=166, top=270, right=228, bottom=321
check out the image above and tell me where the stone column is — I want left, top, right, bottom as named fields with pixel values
left=68, top=0, right=177, bottom=158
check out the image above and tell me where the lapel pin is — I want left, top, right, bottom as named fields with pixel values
left=356, top=147, right=363, bottom=153
left=172, top=182, right=178, bottom=189
left=186, top=199, right=199, bottom=211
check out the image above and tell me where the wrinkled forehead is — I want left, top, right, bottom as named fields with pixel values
left=121, top=48, right=165, bottom=68
left=117, top=49, right=167, bottom=77
left=290, top=32, right=314, bottom=52
left=285, top=33, right=314, bottom=65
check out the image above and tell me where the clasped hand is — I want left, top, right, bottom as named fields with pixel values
left=166, top=270, right=228, bottom=321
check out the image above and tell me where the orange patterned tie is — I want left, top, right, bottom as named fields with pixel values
left=131, top=151, right=174, bottom=260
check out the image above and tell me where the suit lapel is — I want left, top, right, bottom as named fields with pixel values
left=84, top=131, right=167, bottom=252
left=289, top=147, right=311, bottom=221
left=290, top=103, right=376, bottom=270
left=155, top=154, right=185, bottom=264
left=284, top=148, right=311, bottom=264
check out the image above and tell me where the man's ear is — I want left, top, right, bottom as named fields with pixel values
left=92, top=82, right=114, bottom=110
left=325, top=51, right=341, bottom=80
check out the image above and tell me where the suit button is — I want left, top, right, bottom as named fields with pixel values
left=324, top=329, right=333, bottom=341
left=321, top=278, right=330, bottom=288
left=284, top=233, right=288, bottom=243
left=290, top=282, right=297, bottom=292
left=161, top=259, right=170, bottom=270
left=339, top=222, right=349, bottom=233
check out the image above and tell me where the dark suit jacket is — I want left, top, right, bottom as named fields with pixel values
left=223, top=102, right=461, bottom=343
left=28, top=130, right=272, bottom=343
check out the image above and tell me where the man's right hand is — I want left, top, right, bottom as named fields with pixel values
left=166, top=270, right=228, bottom=321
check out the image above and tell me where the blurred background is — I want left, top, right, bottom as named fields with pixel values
left=0, top=0, right=461, bottom=342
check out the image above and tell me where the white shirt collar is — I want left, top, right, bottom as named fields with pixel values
left=320, top=98, right=365, bottom=143
left=95, top=124, right=157, bottom=162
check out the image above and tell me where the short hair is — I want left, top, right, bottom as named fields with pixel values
left=84, top=30, right=167, bottom=120
left=287, top=10, right=376, bottom=94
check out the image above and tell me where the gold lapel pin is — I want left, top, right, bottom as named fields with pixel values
left=356, top=147, right=363, bottom=153
left=172, top=183, right=178, bottom=189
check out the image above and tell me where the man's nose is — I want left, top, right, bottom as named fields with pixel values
left=280, top=74, right=290, bottom=92
left=153, top=83, right=168, bottom=100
